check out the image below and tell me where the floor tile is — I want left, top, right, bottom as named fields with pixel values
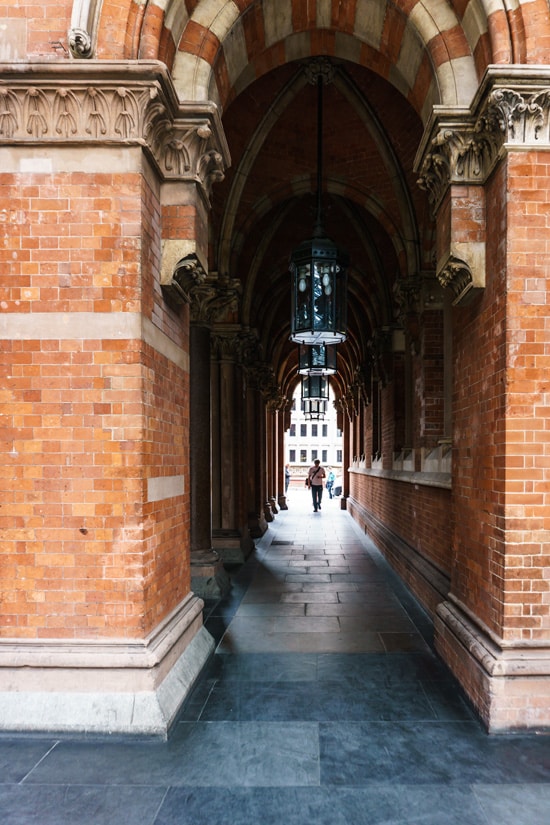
left=0, top=784, right=167, bottom=825
left=3, top=489, right=548, bottom=824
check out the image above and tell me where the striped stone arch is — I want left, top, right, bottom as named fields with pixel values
left=92, top=0, right=550, bottom=119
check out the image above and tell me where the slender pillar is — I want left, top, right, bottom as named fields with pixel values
left=189, top=321, right=229, bottom=598
left=211, top=329, right=255, bottom=562
left=277, top=404, right=289, bottom=510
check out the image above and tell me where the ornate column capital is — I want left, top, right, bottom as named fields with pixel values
left=163, top=263, right=241, bottom=323
left=0, top=62, right=230, bottom=198
left=415, top=68, right=550, bottom=212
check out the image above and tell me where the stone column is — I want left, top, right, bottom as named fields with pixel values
left=211, top=328, right=255, bottom=562
left=277, top=403, right=289, bottom=510
left=184, top=274, right=240, bottom=598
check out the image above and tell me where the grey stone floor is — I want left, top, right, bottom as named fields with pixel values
left=1, top=489, right=549, bottom=824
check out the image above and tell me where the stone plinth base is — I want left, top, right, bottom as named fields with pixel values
left=212, top=528, right=254, bottom=565
left=435, top=599, right=550, bottom=732
left=191, top=549, right=231, bottom=598
left=0, top=595, right=214, bottom=738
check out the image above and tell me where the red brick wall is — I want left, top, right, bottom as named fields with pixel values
left=500, top=151, right=550, bottom=644
left=450, top=164, right=507, bottom=637
left=0, top=160, right=190, bottom=640
left=350, top=471, right=451, bottom=613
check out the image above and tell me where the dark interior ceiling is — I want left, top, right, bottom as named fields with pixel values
left=209, top=57, right=433, bottom=399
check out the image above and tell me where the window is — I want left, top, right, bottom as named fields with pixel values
left=300, top=449, right=307, bottom=463
left=311, top=424, right=318, bottom=437
left=289, top=424, right=296, bottom=437
left=336, top=450, right=342, bottom=463
left=289, top=449, right=296, bottom=462
left=300, top=424, right=307, bottom=438
left=322, top=450, right=327, bottom=462
left=292, top=398, right=296, bottom=410
left=312, top=449, right=318, bottom=461
left=322, top=424, right=328, bottom=437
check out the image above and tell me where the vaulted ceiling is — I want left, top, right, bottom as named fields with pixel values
left=209, top=57, right=432, bottom=398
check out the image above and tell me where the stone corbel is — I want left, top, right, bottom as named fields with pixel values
left=437, top=243, right=485, bottom=306
left=160, top=245, right=207, bottom=306
left=68, top=0, right=101, bottom=58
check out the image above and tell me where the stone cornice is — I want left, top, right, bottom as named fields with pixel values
left=415, top=67, right=550, bottom=212
left=0, top=61, right=230, bottom=195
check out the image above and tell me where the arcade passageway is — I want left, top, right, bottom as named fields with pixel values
left=1, top=492, right=548, bottom=825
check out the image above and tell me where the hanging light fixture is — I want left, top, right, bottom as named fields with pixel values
left=290, top=60, right=348, bottom=346
left=302, top=398, right=328, bottom=421
left=301, top=374, right=329, bottom=420
left=298, top=342, right=337, bottom=375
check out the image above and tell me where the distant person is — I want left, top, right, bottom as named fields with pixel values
left=306, top=459, right=326, bottom=512
left=326, top=468, right=335, bottom=498
left=285, top=463, right=291, bottom=493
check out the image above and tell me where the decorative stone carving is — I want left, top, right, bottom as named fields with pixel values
left=436, top=242, right=485, bottom=306
left=68, top=28, right=93, bottom=59
left=367, top=329, right=393, bottom=385
left=161, top=252, right=207, bottom=307
left=169, top=268, right=241, bottom=325
left=68, top=0, right=101, bottom=59
left=416, top=119, right=499, bottom=209
left=416, top=72, right=550, bottom=210
left=393, top=277, right=422, bottom=355
left=0, top=64, right=230, bottom=196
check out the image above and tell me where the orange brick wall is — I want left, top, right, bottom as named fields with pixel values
left=448, top=167, right=507, bottom=636
left=451, top=153, right=550, bottom=644
left=0, top=160, right=190, bottom=640
left=501, top=151, right=550, bottom=644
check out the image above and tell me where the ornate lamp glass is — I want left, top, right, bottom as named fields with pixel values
left=298, top=342, right=337, bottom=375
left=290, top=235, right=347, bottom=345
left=301, top=375, right=328, bottom=401
left=302, top=398, right=328, bottom=420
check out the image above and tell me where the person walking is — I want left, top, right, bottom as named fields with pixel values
left=306, top=459, right=326, bottom=512
left=326, top=468, right=335, bottom=499
left=285, top=463, right=291, bottom=494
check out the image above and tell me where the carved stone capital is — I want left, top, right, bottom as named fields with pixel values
left=210, top=326, right=242, bottom=361
left=416, top=117, right=498, bottom=209
left=415, top=69, right=550, bottom=211
left=0, top=63, right=230, bottom=197
left=185, top=273, right=240, bottom=326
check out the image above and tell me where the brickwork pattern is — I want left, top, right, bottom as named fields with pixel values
left=1, top=166, right=190, bottom=640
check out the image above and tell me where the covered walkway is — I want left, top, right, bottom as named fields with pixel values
left=1, top=491, right=548, bottom=824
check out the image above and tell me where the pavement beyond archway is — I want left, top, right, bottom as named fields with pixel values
left=1, top=489, right=548, bottom=824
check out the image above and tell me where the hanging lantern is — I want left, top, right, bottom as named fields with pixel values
left=301, top=374, right=328, bottom=401
left=298, top=343, right=337, bottom=375
left=302, top=398, right=328, bottom=421
left=289, top=62, right=348, bottom=346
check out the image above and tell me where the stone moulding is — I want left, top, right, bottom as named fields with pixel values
left=0, top=61, right=230, bottom=194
